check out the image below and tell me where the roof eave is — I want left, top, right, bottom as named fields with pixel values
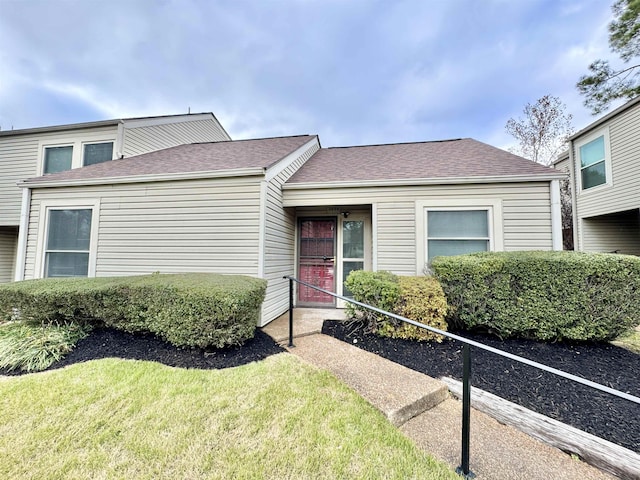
left=283, top=173, right=567, bottom=190
left=0, top=119, right=122, bottom=137
left=569, top=95, right=640, bottom=141
left=18, top=167, right=266, bottom=189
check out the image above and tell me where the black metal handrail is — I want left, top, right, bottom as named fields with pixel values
left=284, top=275, right=640, bottom=478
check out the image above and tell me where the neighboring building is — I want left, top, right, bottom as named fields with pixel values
left=12, top=131, right=564, bottom=326
left=561, top=96, right=640, bottom=254
left=0, top=113, right=230, bottom=283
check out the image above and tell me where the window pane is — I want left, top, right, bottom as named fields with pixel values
left=428, top=240, right=489, bottom=262
left=44, top=146, right=72, bottom=174
left=47, top=210, right=92, bottom=250
left=45, top=252, right=89, bottom=277
left=428, top=210, right=488, bottom=238
left=343, top=220, right=364, bottom=258
left=342, top=261, right=364, bottom=297
left=84, top=142, right=114, bottom=166
left=580, top=136, right=605, bottom=168
left=581, top=161, right=606, bottom=189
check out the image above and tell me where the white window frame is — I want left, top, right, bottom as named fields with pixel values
left=35, top=199, right=100, bottom=279
left=43, top=144, right=74, bottom=174
left=575, top=126, right=612, bottom=194
left=37, top=133, right=116, bottom=175
left=336, top=213, right=371, bottom=307
left=82, top=141, right=115, bottom=167
left=415, top=199, right=503, bottom=275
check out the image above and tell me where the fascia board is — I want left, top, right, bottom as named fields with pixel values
left=282, top=173, right=567, bottom=190
left=18, top=167, right=266, bottom=189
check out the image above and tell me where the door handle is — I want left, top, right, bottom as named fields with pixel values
left=323, top=256, right=334, bottom=262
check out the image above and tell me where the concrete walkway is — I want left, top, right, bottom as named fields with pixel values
left=263, top=309, right=614, bottom=480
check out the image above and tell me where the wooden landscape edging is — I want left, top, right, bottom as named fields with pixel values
left=443, top=377, right=640, bottom=480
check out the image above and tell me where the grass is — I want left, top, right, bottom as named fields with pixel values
left=0, top=321, right=89, bottom=372
left=0, top=354, right=457, bottom=480
left=611, top=327, right=640, bottom=353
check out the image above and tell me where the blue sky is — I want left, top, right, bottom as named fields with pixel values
left=0, top=0, right=617, bottom=150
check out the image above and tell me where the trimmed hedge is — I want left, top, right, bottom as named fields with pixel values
left=0, top=273, right=267, bottom=349
left=432, top=251, right=640, bottom=341
left=344, top=271, right=448, bottom=341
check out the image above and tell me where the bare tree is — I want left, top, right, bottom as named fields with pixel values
left=505, top=95, right=574, bottom=166
left=506, top=95, right=575, bottom=249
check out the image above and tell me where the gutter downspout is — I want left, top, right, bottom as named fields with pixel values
left=550, top=180, right=562, bottom=251
left=14, top=187, right=31, bottom=281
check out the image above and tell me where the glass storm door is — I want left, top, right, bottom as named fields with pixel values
left=341, top=219, right=365, bottom=298
left=298, top=218, right=336, bottom=306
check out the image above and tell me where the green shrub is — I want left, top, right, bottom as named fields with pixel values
left=0, top=321, right=90, bottom=372
left=0, top=273, right=267, bottom=349
left=344, top=270, right=448, bottom=341
left=387, top=276, right=448, bottom=342
left=432, top=251, right=640, bottom=341
left=344, top=270, right=400, bottom=332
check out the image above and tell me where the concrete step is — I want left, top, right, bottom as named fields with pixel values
left=285, top=333, right=448, bottom=426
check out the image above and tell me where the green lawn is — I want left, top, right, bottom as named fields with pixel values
left=0, top=353, right=457, bottom=480
left=612, top=328, right=640, bottom=353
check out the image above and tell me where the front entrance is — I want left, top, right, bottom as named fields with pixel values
left=297, top=218, right=336, bottom=306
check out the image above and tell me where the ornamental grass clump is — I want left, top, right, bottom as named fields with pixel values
left=0, top=321, right=89, bottom=372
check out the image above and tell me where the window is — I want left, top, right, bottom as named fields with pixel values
left=44, top=209, right=92, bottom=277
left=83, top=142, right=114, bottom=166
left=426, top=210, right=490, bottom=263
left=342, top=220, right=365, bottom=297
left=579, top=135, right=606, bottom=189
left=44, top=146, right=73, bottom=174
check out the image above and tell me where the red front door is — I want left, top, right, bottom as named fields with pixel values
left=298, top=218, right=336, bottom=305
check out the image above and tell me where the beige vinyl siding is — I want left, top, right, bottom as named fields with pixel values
left=553, top=157, right=570, bottom=174
left=574, top=103, right=640, bottom=251
left=284, top=182, right=553, bottom=276
left=122, top=119, right=230, bottom=157
left=0, top=227, right=18, bottom=283
left=260, top=140, right=320, bottom=325
left=581, top=210, right=640, bottom=255
left=24, top=177, right=262, bottom=280
left=0, top=136, right=38, bottom=226
left=0, top=126, right=118, bottom=226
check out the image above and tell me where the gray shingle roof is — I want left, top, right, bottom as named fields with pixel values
left=286, top=138, right=559, bottom=184
left=23, top=135, right=317, bottom=184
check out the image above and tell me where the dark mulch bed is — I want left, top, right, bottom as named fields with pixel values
left=322, top=320, right=640, bottom=454
left=0, top=327, right=285, bottom=376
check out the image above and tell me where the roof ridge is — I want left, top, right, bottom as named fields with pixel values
left=190, top=134, right=315, bottom=145
left=324, top=138, right=466, bottom=150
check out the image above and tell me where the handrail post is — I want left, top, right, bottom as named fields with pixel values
left=288, top=277, right=294, bottom=347
left=456, top=343, right=475, bottom=478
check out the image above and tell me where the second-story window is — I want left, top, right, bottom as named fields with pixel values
left=44, top=146, right=73, bottom=174
left=83, top=142, right=114, bottom=166
left=579, top=135, right=607, bottom=189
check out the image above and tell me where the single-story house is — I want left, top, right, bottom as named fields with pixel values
left=15, top=134, right=564, bottom=326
